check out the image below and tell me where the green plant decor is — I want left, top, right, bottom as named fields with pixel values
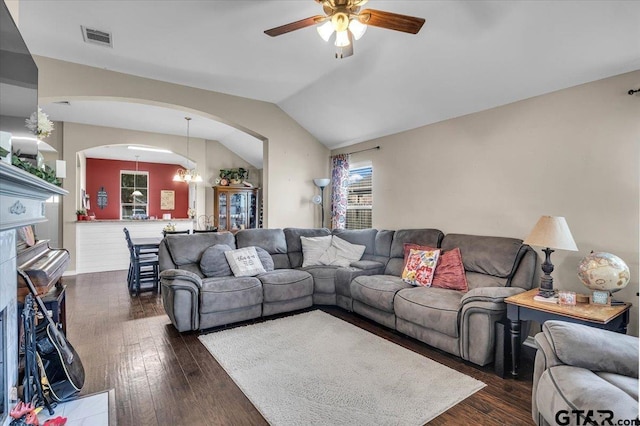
left=12, top=154, right=62, bottom=186
left=219, top=167, right=248, bottom=181
left=0, top=146, right=9, bottom=157
left=75, top=209, right=87, bottom=216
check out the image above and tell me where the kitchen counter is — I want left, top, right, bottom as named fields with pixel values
left=75, top=219, right=194, bottom=274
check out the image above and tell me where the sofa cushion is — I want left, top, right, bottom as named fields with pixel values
left=301, top=235, right=332, bottom=267
left=236, top=228, right=291, bottom=269
left=257, top=269, right=314, bottom=302
left=255, top=247, right=275, bottom=272
left=385, top=229, right=444, bottom=276
left=332, top=228, right=378, bottom=255
left=283, top=228, right=332, bottom=268
left=350, top=275, right=411, bottom=313
left=302, top=265, right=339, bottom=294
left=536, top=366, right=638, bottom=425
left=225, top=247, right=266, bottom=277
left=165, top=233, right=235, bottom=266
left=200, top=244, right=233, bottom=277
left=441, top=234, right=523, bottom=278
left=403, top=243, right=437, bottom=267
left=401, top=248, right=440, bottom=287
left=465, top=271, right=507, bottom=289
left=394, top=287, right=464, bottom=338
left=319, top=236, right=366, bottom=267
left=200, top=276, right=263, bottom=314
left=432, top=248, right=469, bottom=292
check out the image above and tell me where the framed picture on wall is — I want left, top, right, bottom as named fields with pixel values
left=160, top=190, right=175, bottom=210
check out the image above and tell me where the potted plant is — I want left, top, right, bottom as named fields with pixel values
left=220, top=168, right=248, bottom=185
left=75, top=209, right=87, bottom=221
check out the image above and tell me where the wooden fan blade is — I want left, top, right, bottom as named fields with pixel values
left=358, top=9, right=425, bottom=34
left=264, top=15, right=326, bottom=37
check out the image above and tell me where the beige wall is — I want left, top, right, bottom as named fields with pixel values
left=34, top=56, right=331, bottom=230
left=59, top=122, right=256, bottom=272
left=333, top=71, right=640, bottom=336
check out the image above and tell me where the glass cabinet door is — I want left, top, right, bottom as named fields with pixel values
left=248, top=192, right=257, bottom=229
left=229, top=193, right=247, bottom=230
left=218, top=192, right=227, bottom=231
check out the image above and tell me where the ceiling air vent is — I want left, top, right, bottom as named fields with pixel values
left=81, top=26, right=112, bottom=48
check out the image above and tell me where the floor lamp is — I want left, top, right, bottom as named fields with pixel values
left=312, top=178, right=330, bottom=228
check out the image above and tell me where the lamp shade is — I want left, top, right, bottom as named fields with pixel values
left=523, top=216, right=578, bottom=251
left=313, top=178, right=331, bottom=188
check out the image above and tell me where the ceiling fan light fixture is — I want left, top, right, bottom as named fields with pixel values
left=349, top=19, right=367, bottom=40
left=335, top=30, right=350, bottom=47
left=317, top=20, right=334, bottom=42
left=331, top=12, right=349, bottom=32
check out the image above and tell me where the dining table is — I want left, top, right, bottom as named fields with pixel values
left=130, top=237, right=163, bottom=254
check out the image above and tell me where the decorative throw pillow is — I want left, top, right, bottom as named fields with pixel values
left=431, top=247, right=468, bottom=292
left=224, top=246, right=266, bottom=277
left=402, top=248, right=440, bottom=287
left=254, top=246, right=275, bottom=272
left=318, top=236, right=366, bottom=268
left=301, top=235, right=333, bottom=267
left=403, top=243, right=438, bottom=269
left=200, top=244, right=234, bottom=277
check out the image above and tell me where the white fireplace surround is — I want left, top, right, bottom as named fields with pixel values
left=0, top=158, right=67, bottom=426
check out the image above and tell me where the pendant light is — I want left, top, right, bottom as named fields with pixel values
left=173, top=117, right=203, bottom=183
left=131, top=155, right=143, bottom=197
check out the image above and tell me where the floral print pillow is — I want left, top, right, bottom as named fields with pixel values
left=402, top=248, right=440, bottom=287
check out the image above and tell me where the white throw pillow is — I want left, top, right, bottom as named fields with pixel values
left=301, top=235, right=333, bottom=267
left=318, top=236, right=366, bottom=268
left=224, top=247, right=266, bottom=277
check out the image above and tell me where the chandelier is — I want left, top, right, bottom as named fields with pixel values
left=173, top=117, right=203, bottom=183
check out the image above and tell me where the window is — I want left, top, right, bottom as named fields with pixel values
left=120, top=171, right=148, bottom=219
left=346, top=164, right=372, bottom=229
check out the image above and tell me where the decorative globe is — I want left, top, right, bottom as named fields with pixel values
left=577, top=252, right=630, bottom=293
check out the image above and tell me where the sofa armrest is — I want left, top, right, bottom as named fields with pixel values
left=541, top=320, right=639, bottom=378
left=349, top=260, right=385, bottom=270
left=460, top=286, right=525, bottom=304
left=160, top=269, right=201, bottom=332
left=159, top=269, right=203, bottom=288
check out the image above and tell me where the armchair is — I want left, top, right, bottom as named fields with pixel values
left=532, top=320, right=638, bottom=425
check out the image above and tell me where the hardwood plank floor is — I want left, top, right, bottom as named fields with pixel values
left=64, top=270, right=535, bottom=425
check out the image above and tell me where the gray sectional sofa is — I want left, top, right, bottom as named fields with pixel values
left=159, top=227, right=537, bottom=367
left=532, top=321, right=638, bottom=425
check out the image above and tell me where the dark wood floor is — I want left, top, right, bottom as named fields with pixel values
left=64, top=270, right=535, bottom=425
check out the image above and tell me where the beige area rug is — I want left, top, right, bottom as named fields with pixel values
left=198, top=310, right=485, bottom=425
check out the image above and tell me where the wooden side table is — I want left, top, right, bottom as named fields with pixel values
left=505, top=288, right=631, bottom=378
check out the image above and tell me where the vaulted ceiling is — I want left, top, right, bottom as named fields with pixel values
left=16, top=1, right=640, bottom=152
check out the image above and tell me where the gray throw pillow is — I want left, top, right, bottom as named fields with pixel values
left=255, top=246, right=275, bottom=272
left=200, top=244, right=234, bottom=277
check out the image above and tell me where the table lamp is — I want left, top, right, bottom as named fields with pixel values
left=523, top=216, right=578, bottom=298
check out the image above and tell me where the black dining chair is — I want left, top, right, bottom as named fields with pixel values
left=162, top=229, right=191, bottom=237
left=123, top=228, right=160, bottom=295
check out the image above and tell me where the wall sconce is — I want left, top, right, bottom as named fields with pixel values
left=312, top=178, right=331, bottom=228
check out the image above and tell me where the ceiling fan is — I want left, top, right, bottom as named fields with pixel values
left=264, top=0, right=425, bottom=59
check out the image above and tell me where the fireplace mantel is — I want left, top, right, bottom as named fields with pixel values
left=0, top=161, right=67, bottom=425
left=0, top=161, right=67, bottom=232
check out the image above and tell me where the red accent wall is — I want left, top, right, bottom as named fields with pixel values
left=86, top=158, right=189, bottom=219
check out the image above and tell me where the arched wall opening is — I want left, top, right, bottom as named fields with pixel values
left=35, top=56, right=331, bottom=274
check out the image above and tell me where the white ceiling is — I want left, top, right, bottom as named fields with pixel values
left=16, top=1, right=640, bottom=151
